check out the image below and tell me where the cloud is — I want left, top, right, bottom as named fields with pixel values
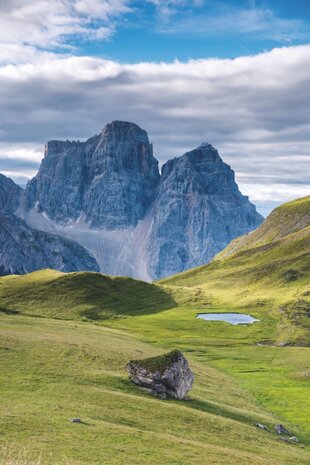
left=0, top=44, right=309, bottom=214
left=147, top=1, right=203, bottom=21
left=156, top=3, right=307, bottom=43
left=0, top=0, right=131, bottom=52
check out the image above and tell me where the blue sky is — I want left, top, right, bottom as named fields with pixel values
left=0, top=0, right=309, bottom=216
left=75, top=0, right=310, bottom=62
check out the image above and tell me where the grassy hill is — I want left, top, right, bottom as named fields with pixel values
left=0, top=196, right=309, bottom=465
left=161, top=196, right=310, bottom=347
left=0, top=269, right=175, bottom=320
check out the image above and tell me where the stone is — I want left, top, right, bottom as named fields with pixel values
left=69, top=418, right=82, bottom=423
left=275, top=424, right=290, bottom=435
left=278, top=341, right=290, bottom=347
left=289, top=436, right=299, bottom=443
left=127, top=350, right=194, bottom=400
left=255, top=423, right=269, bottom=431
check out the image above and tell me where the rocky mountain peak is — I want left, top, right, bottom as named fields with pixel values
left=20, top=122, right=263, bottom=279
left=102, top=120, right=148, bottom=139
left=148, top=143, right=263, bottom=278
left=25, top=121, right=160, bottom=229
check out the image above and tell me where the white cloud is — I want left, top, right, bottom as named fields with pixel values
left=0, top=45, right=309, bottom=214
left=157, top=4, right=306, bottom=42
left=0, top=0, right=131, bottom=52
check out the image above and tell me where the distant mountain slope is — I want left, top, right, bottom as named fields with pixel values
left=0, top=173, right=23, bottom=212
left=0, top=174, right=99, bottom=275
left=161, top=196, right=310, bottom=345
left=21, top=121, right=263, bottom=279
left=0, top=214, right=99, bottom=276
left=217, top=196, right=310, bottom=259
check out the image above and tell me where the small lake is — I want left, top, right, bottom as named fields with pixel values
left=196, top=313, right=259, bottom=325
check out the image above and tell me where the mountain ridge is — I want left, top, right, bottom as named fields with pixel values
left=17, top=120, right=262, bottom=279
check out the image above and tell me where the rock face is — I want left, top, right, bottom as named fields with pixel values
left=0, top=175, right=99, bottom=275
left=127, top=350, right=194, bottom=400
left=148, top=143, right=263, bottom=278
left=25, top=121, right=160, bottom=228
left=5, top=121, right=263, bottom=279
left=0, top=173, right=23, bottom=213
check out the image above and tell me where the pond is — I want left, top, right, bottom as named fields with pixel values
left=196, top=313, right=259, bottom=325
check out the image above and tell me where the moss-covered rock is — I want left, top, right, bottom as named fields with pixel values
left=127, top=350, right=194, bottom=399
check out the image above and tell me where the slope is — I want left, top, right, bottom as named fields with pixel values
left=0, top=269, right=175, bottom=320
left=161, top=196, right=310, bottom=346
left=0, top=314, right=308, bottom=465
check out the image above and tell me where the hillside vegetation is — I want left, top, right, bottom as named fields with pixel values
left=0, top=270, right=175, bottom=320
left=0, top=196, right=309, bottom=465
left=161, top=196, right=310, bottom=347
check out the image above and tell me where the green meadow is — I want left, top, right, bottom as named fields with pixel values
left=0, top=197, right=309, bottom=465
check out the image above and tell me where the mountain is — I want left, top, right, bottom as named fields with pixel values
left=0, top=172, right=23, bottom=213
left=18, top=121, right=263, bottom=280
left=148, top=143, right=263, bottom=278
left=161, top=196, right=310, bottom=345
left=25, top=121, right=160, bottom=228
left=0, top=174, right=99, bottom=275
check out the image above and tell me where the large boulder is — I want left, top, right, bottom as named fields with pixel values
left=127, top=350, right=194, bottom=400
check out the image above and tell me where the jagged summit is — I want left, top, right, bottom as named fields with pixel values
left=25, top=121, right=160, bottom=229
left=148, top=140, right=262, bottom=278
left=197, top=142, right=216, bottom=149
left=103, top=120, right=148, bottom=134
left=3, top=121, right=263, bottom=279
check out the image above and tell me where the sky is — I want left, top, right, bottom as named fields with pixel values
left=0, top=0, right=310, bottom=216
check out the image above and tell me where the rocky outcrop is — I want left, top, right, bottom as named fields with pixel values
left=7, top=121, right=263, bottom=279
left=25, top=121, right=160, bottom=228
left=0, top=213, right=99, bottom=276
left=148, top=143, right=263, bottom=278
left=0, top=173, right=22, bottom=213
left=127, top=350, right=194, bottom=399
left=0, top=174, right=99, bottom=275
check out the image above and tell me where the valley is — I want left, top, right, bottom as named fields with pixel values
left=0, top=196, right=309, bottom=465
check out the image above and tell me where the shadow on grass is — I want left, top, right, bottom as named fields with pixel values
left=71, top=273, right=177, bottom=320
left=0, top=306, right=19, bottom=315
left=182, top=397, right=265, bottom=426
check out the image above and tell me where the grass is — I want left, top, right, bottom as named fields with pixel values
left=0, top=270, right=176, bottom=320
left=1, top=315, right=309, bottom=465
left=0, top=195, right=309, bottom=464
left=129, top=349, right=182, bottom=374
left=161, top=196, right=310, bottom=347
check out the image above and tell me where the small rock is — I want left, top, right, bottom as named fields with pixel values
left=127, top=350, right=194, bottom=400
left=278, top=341, right=289, bottom=347
left=255, top=423, right=269, bottom=431
left=69, top=418, right=82, bottom=423
left=275, top=424, right=290, bottom=435
left=290, top=436, right=299, bottom=443
left=278, top=436, right=290, bottom=443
